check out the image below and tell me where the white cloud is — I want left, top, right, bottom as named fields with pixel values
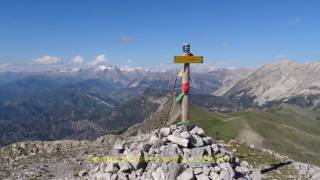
left=70, top=55, right=85, bottom=65
left=127, top=59, right=133, bottom=63
left=290, top=17, right=302, bottom=24
left=87, top=54, right=109, bottom=66
left=32, top=55, right=62, bottom=65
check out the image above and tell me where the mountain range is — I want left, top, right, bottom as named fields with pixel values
left=0, top=60, right=320, bottom=148
left=215, top=60, right=320, bottom=109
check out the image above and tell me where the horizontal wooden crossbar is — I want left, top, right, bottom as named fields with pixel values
left=174, top=56, right=203, bottom=63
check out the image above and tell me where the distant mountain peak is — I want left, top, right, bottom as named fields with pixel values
left=220, top=60, right=320, bottom=106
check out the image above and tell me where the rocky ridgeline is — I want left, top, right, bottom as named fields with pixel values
left=0, top=140, right=91, bottom=157
left=86, top=125, right=261, bottom=180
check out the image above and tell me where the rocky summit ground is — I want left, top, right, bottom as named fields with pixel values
left=86, top=125, right=260, bottom=180
left=1, top=125, right=320, bottom=180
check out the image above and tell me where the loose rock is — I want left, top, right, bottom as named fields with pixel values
left=160, top=127, right=171, bottom=137
left=88, top=125, right=257, bottom=180
left=167, top=135, right=189, bottom=148
left=189, top=134, right=204, bottom=147
left=177, top=168, right=194, bottom=180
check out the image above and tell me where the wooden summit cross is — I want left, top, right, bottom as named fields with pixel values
left=174, top=43, right=203, bottom=130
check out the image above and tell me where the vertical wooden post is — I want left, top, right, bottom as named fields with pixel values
left=181, top=62, right=190, bottom=131
left=174, top=43, right=203, bottom=130
left=181, top=43, right=192, bottom=131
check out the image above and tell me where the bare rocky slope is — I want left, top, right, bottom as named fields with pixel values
left=215, top=60, right=320, bottom=108
left=1, top=124, right=319, bottom=179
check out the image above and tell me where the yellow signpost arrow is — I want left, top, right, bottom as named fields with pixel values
left=174, top=56, right=203, bottom=64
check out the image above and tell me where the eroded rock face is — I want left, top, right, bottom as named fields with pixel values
left=87, top=125, right=260, bottom=180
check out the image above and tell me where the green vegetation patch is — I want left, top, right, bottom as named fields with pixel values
left=189, top=104, right=320, bottom=166
left=189, top=105, right=244, bottom=141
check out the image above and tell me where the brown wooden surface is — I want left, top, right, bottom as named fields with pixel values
left=181, top=63, right=190, bottom=131
left=174, top=56, right=203, bottom=63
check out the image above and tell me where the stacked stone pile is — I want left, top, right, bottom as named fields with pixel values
left=87, top=125, right=261, bottom=180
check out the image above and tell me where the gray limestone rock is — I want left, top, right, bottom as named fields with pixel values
left=95, top=172, right=112, bottom=180
left=188, top=147, right=208, bottom=168
left=167, top=135, right=189, bottom=148
left=190, top=126, right=205, bottom=136
left=149, top=135, right=161, bottom=145
left=78, top=170, right=88, bottom=177
left=151, top=167, right=166, bottom=180
left=117, top=172, right=129, bottom=180
left=196, top=174, right=211, bottom=180
left=204, top=145, right=212, bottom=156
left=250, top=168, right=262, bottom=180
left=160, top=127, right=171, bottom=137
left=203, top=166, right=210, bottom=176
left=180, top=131, right=191, bottom=139
left=219, top=163, right=235, bottom=178
left=240, top=161, right=249, bottom=168
left=312, top=172, right=320, bottom=180
left=111, top=174, right=118, bottom=180
left=235, top=166, right=250, bottom=174
left=210, top=171, right=222, bottom=180
left=128, top=173, right=137, bottom=180
left=146, top=162, right=159, bottom=172
left=139, top=143, right=151, bottom=152
left=177, top=168, right=194, bottom=180
left=119, top=162, right=132, bottom=172
left=167, top=163, right=184, bottom=179
left=99, top=164, right=108, bottom=173
left=125, top=149, right=144, bottom=169
left=219, top=170, right=231, bottom=180
left=203, top=137, right=213, bottom=145
left=104, top=163, right=119, bottom=173
left=136, top=168, right=143, bottom=176
left=83, top=126, right=257, bottom=180
left=214, top=166, right=221, bottom=173
left=189, top=134, right=204, bottom=147
left=160, top=144, right=180, bottom=163
left=170, top=124, right=177, bottom=130
left=215, top=149, right=226, bottom=158
left=194, top=167, right=203, bottom=175
left=92, top=165, right=100, bottom=173
left=114, top=139, right=125, bottom=150
left=172, top=129, right=182, bottom=136
left=211, top=144, right=219, bottom=154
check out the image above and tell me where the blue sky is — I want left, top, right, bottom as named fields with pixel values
left=0, top=0, right=319, bottom=70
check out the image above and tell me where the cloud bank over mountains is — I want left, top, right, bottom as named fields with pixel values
left=0, top=54, right=113, bottom=72
left=0, top=52, right=318, bottom=74
left=70, top=56, right=85, bottom=65
left=87, top=54, right=109, bottom=67
left=32, top=56, right=63, bottom=65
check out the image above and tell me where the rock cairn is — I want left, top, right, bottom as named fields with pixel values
left=87, top=125, right=261, bottom=180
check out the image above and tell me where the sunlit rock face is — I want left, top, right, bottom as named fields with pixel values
left=220, top=61, right=320, bottom=107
